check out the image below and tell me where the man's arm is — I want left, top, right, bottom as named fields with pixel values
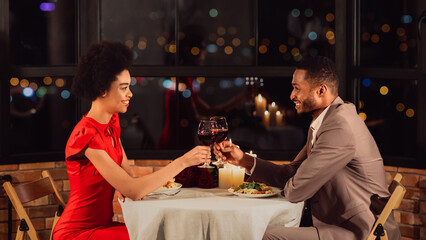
left=284, top=122, right=355, bottom=203
left=248, top=144, right=308, bottom=188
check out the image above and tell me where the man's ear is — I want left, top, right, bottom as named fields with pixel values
left=318, top=84, right=327, bottom=96
left=101, top=91, right=107, bottom=97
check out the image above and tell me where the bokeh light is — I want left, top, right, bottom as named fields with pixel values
left=379, top=86, right=389, bottom=95
left=36, top=87, right=47, bottom=98
left=23, top=87, right=34, bottom=97
left=278, top=44, right=287, bottom=53
left=29, top=82, right=38, bottom=91
left=55, top=78, right=65, bottom=87
left=191, top=47, right=200, bottom=55
left=125, top=40, right=134, bottom=48
left=326, top=13, right=334, bottom=22
left=381, top=24, right=390, bottom=33
left=401, top=15, right=413, bottom=24
left=258, top=45, right=267, bottom=54
left=232, top=38, right=241, bottom=47
left=308, top=32, right=317, bottom=40
left=169, top=44, right=176, bottom=53
left=43, top=77, right=53, bottom=85
left=61, top=90, right=71, bottom=99
left=224, top=46, right=233, bottom=55
left=359, top=112, right=367, bottom=121
left=396, top=103, right=405, bottom=112
left=326, top=31, right=335, bottom=40
left=290, top=48, right=300, bottom=56
left=40, top=2, right=55, bottom=11
left=10, top=78, right=19, bottom=86
left=396, top=27, right=405, bottom=37
left=20, top=79, right=29, bottom=88
left=217, top=26, right=226, bottom=36
left=371, top=34, right=380, bottom=43
left=399, top=43, right=408, bottom=52
left=216, top=37, right=225, bottom=46
left=209, top=9, right=218, bottom=18
left=156, top=36, right=166, bottom=46
left=359, top=100, right=364, bottom=109
left=207, top=44, right=218, bottom=53
left=362, top=78, right=372, bottom=87
left=361, top=32, right=371, bottom=41
left=248, top=38, right=255, bottom=46
left=406, top=109, right=415, bottom=118
left=182, top=89, right=191, bottom=98
left=138, top=41, right=147, bottom=50
left=304, top=9, right=313, bottom=18
left=291, top=9, right=300, bottom=18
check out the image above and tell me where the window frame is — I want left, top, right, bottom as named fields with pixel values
left=1, top=0, right=425, bottom=169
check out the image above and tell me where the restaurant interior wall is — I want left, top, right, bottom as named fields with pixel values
left=1, top=0, right=426, bottom=170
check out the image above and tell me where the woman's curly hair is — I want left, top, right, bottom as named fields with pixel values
left=72, top=41, right=133, bottom=101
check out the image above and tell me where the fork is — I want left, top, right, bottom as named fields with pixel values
left=146, top=190, right=181, bottom=197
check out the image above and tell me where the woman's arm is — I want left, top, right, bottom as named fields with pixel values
left=85, top=145, right=210, bottom=200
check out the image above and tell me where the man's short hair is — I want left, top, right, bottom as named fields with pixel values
left=296, top=56, right=339, bottom=95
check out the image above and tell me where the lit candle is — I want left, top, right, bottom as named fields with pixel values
left=263, top=110, right=270, bottom=127
left=276, top=111, right=283, bottom=126
left=230, top=165, right=245, bottom=187
left=268, top=102, right=278, bottom=126
left=218, top=166, right=232, bottom=189
left=255, top=94, right=267, bottom=118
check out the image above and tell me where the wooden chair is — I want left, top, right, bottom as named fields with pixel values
left=2, top=170, right=66, bottom=240
left=367, top=173, right=406, bottom=240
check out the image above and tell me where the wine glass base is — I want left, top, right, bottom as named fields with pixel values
left=211, top=161, right=224, bottom=167
left=197, top=165, right=215, bottom=168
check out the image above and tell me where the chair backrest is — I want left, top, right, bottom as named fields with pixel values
left=367, top=173, right=406, bottom=240
left=2, top=170, right=66, bottom=240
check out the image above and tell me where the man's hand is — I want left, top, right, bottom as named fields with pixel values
left=214, top=140, right=254, bottom=170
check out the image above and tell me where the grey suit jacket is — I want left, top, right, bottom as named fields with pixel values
left=249, top=97, right=401, bottom=240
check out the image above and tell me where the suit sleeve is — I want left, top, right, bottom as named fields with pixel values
left=284, top=120, right=355, bottom=203
left=248, top=144, right=308, bottom=188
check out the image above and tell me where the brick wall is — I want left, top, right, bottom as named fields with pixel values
left=1, top=160, right=425, bottom=240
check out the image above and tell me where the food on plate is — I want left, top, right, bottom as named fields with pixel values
left=228, top=181, right=274, bottom=194
left=160, top=178, right=180, bottom=189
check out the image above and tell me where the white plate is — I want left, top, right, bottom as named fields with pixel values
left=229, top=187, right=280, bottom=198
left=149, top=183, right=182, bottom=195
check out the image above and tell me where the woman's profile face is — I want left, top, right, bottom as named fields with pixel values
left=102, top=69, right=133, bottom=114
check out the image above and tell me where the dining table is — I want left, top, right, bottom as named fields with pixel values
left=119, top=187, right=304, bottom=240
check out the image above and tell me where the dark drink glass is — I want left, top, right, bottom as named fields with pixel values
left=210, top=116, right=229, bottom=166
left=197, top=120, right=217, bottom=168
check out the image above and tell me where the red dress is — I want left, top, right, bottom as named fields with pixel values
left=53, top=113, right=130, bottom=240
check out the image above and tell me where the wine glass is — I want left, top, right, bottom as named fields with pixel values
left=210, top=116, right=228, bottom=166
left=197, top=119, right=217, bottom=168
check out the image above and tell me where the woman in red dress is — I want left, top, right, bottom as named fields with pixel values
left=52, top=41, right=211, bottom=239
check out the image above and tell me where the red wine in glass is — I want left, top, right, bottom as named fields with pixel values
left=210, top=116, right=229, bottom=166
left=197, top=120, right=217, bottom=168
left=213, top=129, right=228, bottom=143
left=198, top=132, right=217, bottom=146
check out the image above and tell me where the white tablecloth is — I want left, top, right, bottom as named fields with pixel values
left=120, top=188, right=304, bottom=240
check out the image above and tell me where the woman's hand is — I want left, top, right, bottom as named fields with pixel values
left=213, top=140, right=244, bottom=166
left=179, top=145, right=211, bottom=167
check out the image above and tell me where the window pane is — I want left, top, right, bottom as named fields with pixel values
left=10, top=0, right=76, bottom=65
left=100, top=0, right=176, bottom=65
left=178, top=0, right=255, bottom=66
left=359, top=78, right=417, bottom=159
left=360, top=0, right=418, bottom=68
left=120, top=77, right=166, bottom=150
left=121, top=76, right=308, bottom=151
left=259, top=1, right=335, bottom=65
left=10, top=77, right=76, bottom=154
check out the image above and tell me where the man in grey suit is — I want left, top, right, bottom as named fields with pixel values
left=214, top=56, right=401, bottom=240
